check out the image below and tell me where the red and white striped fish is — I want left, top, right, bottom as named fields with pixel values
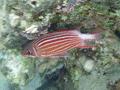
left=21, top=30, right=99, bottom=57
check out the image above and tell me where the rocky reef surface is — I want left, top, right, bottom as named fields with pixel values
left=0, top=0, right=120, bottom=90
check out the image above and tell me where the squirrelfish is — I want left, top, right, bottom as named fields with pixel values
left=22, top=30, right=99, bottom=57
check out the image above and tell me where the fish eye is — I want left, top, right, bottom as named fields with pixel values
left=26, top=50, right=32, bottom=55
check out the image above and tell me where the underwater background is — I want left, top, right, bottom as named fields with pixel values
left=0, top=0, right=120, bottom=90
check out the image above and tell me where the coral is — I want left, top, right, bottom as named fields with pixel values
left=0, top=71, right=14, bottom=90
left=1, top=0, right=120, bottom=90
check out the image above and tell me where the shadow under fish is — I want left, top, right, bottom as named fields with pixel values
left=36, top=65, right=66, bottom=90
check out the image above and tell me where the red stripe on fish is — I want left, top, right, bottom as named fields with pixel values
left=49, top=41, right=80, bottom=54
left=40, top=38, right=79, bottom=54
left=33, top=30, right=77, bottom=46
left=40, top=40, right=79, bottom=57
left=22, top=30, right=100, bottom=57
left=38, top=36, right=79, bottom=49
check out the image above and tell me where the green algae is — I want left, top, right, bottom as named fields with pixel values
left=0, top=0, right=120, bottom=90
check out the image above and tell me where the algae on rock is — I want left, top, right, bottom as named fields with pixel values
left=1, top=0, right=120, bottom=90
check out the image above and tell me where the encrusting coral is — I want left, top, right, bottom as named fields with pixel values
left=0, top=0, right=120, bottom=90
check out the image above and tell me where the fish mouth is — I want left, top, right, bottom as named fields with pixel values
left=21, top=51, right=27, bottom=56
left=21, top=51, right=35, bottom=57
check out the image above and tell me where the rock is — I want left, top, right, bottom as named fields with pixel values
left=83, top=60, right=95, bottom=72
left=24, top=25, right=39, bottom=34
left=9, top=13, right=20, bottom=27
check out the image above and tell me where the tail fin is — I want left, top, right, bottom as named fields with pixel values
left=77, top=33, right=101, bottom=49
left=80, top=33, right=100, bottom=41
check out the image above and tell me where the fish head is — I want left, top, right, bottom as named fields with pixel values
left=21, top=42, right=36, bottom=57
left=22, top=48, right=34, bottom=56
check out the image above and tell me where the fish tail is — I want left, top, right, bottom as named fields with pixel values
left=77, top=32, right=101, bottom=48
left=80, top=32, right=100, bottom=40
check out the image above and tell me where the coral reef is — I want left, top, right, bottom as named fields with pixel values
left=0, top=0, right=120, bottom=90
